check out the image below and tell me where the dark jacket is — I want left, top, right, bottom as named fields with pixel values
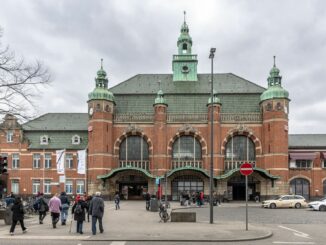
left=72, top=200, right=88, bottom=222
left=59, top=192, right=70, bottom=209
left=11, top=197, right=24, bottom=221
left=89, top=196, right=104, bottom=218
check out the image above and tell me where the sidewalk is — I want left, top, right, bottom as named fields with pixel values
left=0, top=201, right=272, bottom=242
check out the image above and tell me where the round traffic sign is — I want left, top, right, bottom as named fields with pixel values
left=240, top=162, right=253, bottom=176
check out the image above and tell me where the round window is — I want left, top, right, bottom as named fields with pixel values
left=182, top=65, right=189, bottom=73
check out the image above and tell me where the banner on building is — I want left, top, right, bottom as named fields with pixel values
left=77, top=149, right=87, bottom=174
left=56, top=149, right=65, bottom=174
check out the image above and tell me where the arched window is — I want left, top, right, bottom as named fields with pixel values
left=172, top=136, right=202, bottom=160
left=225, top=136, right=255, bottom=161
left=72, top=135, right=81, bottom=145
left=182, top=43, right=187, bottom=51
left=119, top=136, right=149, bottom=161
left=40, top=135, right=49, bottom=145
left=290, top=178, right=310, bottom=200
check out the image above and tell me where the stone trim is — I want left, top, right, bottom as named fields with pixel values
left=288, top=175, right=312, bottom=183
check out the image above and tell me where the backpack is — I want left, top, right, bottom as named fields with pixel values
left=33, top=199, right=40, bottom=211
left=39, top=199, right=49, bottom=212
left=75, top=203, right=83, bottom=214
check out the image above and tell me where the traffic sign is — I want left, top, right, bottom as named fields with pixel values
left=240, top=162, right=253, bottom=176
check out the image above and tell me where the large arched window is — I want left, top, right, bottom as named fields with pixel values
left=119, top=136, right=149, bottom=161
left=172, top=136, right=202, bottom=160
left=290, top=178, right=310, bottom=200
left=225, top=136, right=255, bottom=161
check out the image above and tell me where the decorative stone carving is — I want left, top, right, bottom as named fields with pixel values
left=125, top=124, right=143, bottom=134
left=178, top=124, right=197, bottom=134
left=227, top=124, right=254, bottom=136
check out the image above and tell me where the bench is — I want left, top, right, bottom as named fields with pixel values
left=170, top=211, right=196, bottom=222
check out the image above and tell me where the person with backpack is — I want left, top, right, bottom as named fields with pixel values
left=59, top=192, right=70, bottom=225
left=37, top=193, right=49, bottom=224
left=71, top=195, right=88, bottom=234
left=114, top=191, right=120, bottom=210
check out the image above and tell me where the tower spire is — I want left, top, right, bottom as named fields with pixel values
left=273, top=56, right=276, bottom=67
left=184, top=11, right=186, bottom=23
left=101, top=58, right=103, bottom=69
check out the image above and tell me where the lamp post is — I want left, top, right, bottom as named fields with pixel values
left=209, top=47, right=216, bottom=224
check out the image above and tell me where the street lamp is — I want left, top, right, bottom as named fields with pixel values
left=209, top=47, right=216, bottom=224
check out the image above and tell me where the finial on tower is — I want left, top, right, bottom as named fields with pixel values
left=184, top=11, right=186, bottom=23
left=101, top=58, right=103, bottom=69
left=273, top=56, right=276, bottom=67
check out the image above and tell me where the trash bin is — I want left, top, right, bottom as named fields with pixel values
left=150, top=198, right=159, bottom=212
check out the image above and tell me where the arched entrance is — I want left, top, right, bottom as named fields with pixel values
left=117, top=174, right=148, bottom=200
left=290, top=178, right=310, bottom=200
left=227, top=173, right=260, bottom=201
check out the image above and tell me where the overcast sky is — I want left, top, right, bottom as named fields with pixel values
left=0, top=0, right=325, bottom=134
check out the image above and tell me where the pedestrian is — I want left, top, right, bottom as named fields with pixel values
left=85, top=193, right=92, bottom=222
left=72, top=195, right=88, bottom=234
left=200, top=191, right=204, bottom=206
left=59, top=191, right=70, bottom=225
left=145, top=192, right=151, bottom=210
left=37, top=193, right=49, bottom=224
left=89, top=191, right=104, bottom=235
left=48, top=193, right=61, bottom=228
left=114, top=191, right=120, bottom=210
left=9, top=196, right=27, bottom=235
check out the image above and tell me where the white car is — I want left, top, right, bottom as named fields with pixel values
left=262, top=195, right=307, bottom=209
left=308, top=197, right=326, bottom=211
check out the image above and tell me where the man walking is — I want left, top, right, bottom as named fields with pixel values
left=59, top=192, right=70, bottom=225
left=89, top=192, right=104, bottom=235
left=37, top=193, right=49, bottom=224
left=48, top=193, right=61, bottom=228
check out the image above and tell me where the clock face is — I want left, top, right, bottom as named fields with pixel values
left=89, top=107, right=94, bottom=116
left=182, top=65, right=189, bottom=73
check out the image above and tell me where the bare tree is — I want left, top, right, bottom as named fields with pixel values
left=0, top=27, right=51, bottom=121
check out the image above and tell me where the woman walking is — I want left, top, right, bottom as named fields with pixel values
left=9, top=196, right=28, bottom=235
left=71, top=195, right=88, bottom=234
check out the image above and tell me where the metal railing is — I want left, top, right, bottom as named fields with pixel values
left=119, top=160, right=150, bottom=170
left=114, top=113, right=153, bottom=122
left=220, top=113, right=262, bottom=123
left=171, top=160, right=203, bottom=169
left=224, top=160, right=256, bottom=171
left=167, top=113, right=207, bottom=123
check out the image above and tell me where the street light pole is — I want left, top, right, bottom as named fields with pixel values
left=209, top=47, right=216, bottom=224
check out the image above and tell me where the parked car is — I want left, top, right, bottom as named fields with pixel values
left=308, top=197, right=326, bottom=211
left=262, top=195, right=307, bottom=209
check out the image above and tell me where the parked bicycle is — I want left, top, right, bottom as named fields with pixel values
left=159, top=202, right=170, bottom=223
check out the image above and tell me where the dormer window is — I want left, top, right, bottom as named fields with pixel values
left=72, top=135, right=81, bottom=145
left=182, top=43, right=187, bottom=53
left=40, top=135, right=49, bottom=145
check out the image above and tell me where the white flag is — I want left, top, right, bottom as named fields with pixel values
left=77, top=149, right=87, bottom=174
left=56, top=149, right=65, bottom=174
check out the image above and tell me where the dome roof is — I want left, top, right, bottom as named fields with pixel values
left=88, top=87, right=115, bottom=102
left=154, top=89, right=167, bottom=105
left=207, top=90, right=221, bottom=105
left=260, top=85, right=289, bottom=102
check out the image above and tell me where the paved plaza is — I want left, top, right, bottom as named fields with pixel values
left=0, top=201, right=272, bottom=242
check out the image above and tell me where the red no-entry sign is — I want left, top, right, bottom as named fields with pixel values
left=240, top=162, right=253, bottom=176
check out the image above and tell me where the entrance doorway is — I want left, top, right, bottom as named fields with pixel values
left=117, top=174, right=148, bottom=200
left=171, top=175, right=204, bottom=201
left=227, top=174, right=259, bottom=201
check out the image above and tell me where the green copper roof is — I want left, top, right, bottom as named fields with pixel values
left=154, top=89, right=167, bottom=105
left=260, top=57, right=289, bottom=102
left=23, top=113, right=88, bottom=131
left=97, top=167, right=155, bottom=179
left=111, top=73, right=264, bottom=114
left=88, top=60, right=115, bottom=103
left=207, top=90, right=221, bottom=105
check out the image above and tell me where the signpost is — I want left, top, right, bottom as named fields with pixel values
left=240, top=162, right=253, bottom=231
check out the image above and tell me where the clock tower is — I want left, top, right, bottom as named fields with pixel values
left=87, top=59, right=115, bottom=194
left=172, top=12, right=198, bottom=82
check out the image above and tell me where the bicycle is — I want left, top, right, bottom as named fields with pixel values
left=159, top=202, right=170, bottom=223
